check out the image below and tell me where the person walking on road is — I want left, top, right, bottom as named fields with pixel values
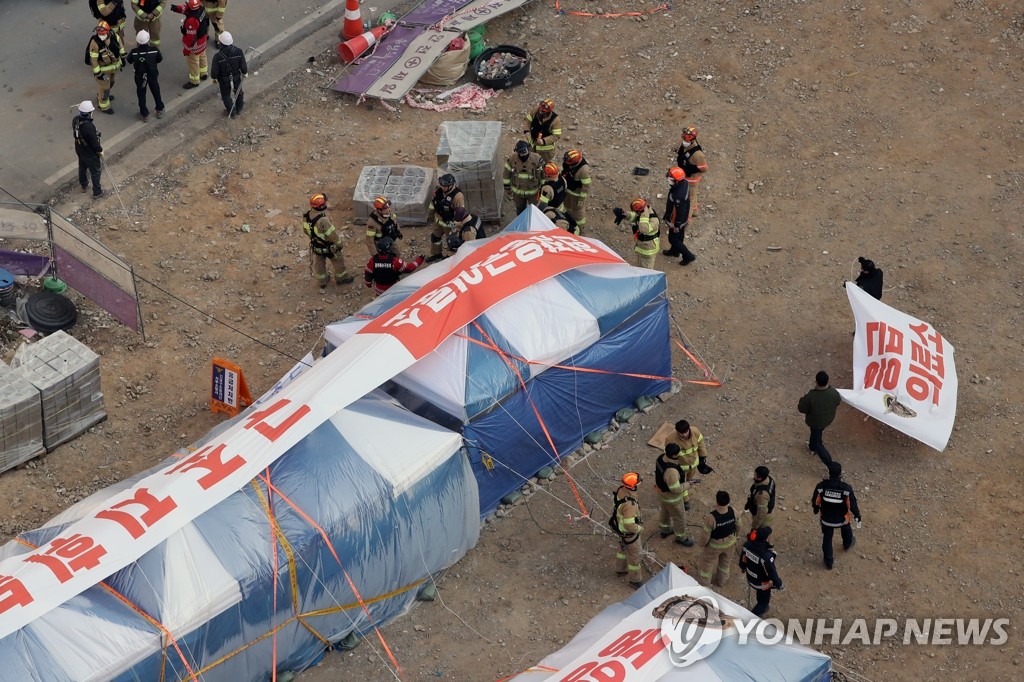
left=697, top=490, right=738, bottom=588
left=87, top=21, right=126, bottom=115
left=73, top=101, right=105, bottom=198
left=739, top=526, right=783, bottom=617
left=209, top=31, right=247, bottom=117
left=171, top=0, right=210, bottom=88
left=798, top=370, right=843, bottom=467
left=812, top=461, right=861, bottom=570
left=126, top=30, right=164, bottom=121
left=131, top=0, right=164, bottom=47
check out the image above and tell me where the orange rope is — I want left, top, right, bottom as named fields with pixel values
left=673, top=338, right=722, bottom=385
left=469, top=321, right=590, bottom=517
left=553, top=0, right=670, bottom=18
left=255, top=472, right=403, bottom=677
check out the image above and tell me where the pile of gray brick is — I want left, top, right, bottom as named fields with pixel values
left=437, top=121, right=504, bottom=222
left=0, top=361, right=45, bottom=473
left=352, top=165, right=435, bottom=225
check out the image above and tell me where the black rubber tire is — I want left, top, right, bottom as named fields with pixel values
left=25, top=292, right=78, bottom=333
left=473, top=45, right=531, bottom=90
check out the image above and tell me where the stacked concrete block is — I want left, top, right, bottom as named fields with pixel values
left=11, top=331, right=106, bottom=452
left=0, top=361, right=46, bottom=473
left=353, top=165, right=435, bottom=226
left=437, top=121, right=504, bottom=221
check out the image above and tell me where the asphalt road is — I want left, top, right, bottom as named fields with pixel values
left=0, top=0, right=354, bottom=204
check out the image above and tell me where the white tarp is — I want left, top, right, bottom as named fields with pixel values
left=839, top=283, right=957, bottom=451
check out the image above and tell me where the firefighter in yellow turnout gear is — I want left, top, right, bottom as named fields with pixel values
left=697, top=490, right=739, bottom=587
left=561, top=150, right=591, bottom=232
left=302, top=193, right=354, bottom=288
left=654, top=444, right=694, bottom=547
left=665, top=419, right=712, bottom=510
left=503, top=140, right=543, bottom=215
left=88, top=21, right=126, bottom=114
left=132, top=0, right=164, bottom=46
left=612, top=472, right=645, bottom=589
left=614, top=198, right=659, bottom=269
left=524, top=98, right=561, bottom=162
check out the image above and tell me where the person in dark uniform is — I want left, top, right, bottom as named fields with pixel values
left=209, top=31, right=247, bottom=117
left=426, top=174, right=465, bottom=262
left=739, top=526, right=783, bottom=617
left=812, top=461, right=862, bottom=570
left=663, top=166, right=696, bottom=265
left=363, top=237, right=423, bottom=297
left=855, top=257, right=884, bottom=300
left=72, top=101, right=105, bottom=198
left=125, top=30, right=164, bottom=121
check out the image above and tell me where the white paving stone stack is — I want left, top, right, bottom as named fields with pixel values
left=437, top=121, right=504, bottom=221
left=352, top=165, right=435, bottom=225
left=0, top=360, right=45, bottom=473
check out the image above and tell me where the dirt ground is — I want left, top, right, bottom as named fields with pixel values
left=2, top=0, right=1023, bottom=680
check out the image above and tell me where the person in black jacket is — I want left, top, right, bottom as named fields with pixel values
left=209, top=31, right=247, bottom=117
left=662, top=166, right=696, bottom=266
left=855, top=257, right=883, bottom=300
left=72, top=101, right=105, bottom=198
left=739, top=526, right=783, bottom=617
left=812, top=461, right=862, bottom=570
left=126, top=30, right=164, bottom=121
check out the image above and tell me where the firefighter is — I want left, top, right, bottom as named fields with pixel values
left=171, top=0, right=210, bottom=88
left=210, top=31, right=247, bottom=116
left=365, top=196, right=403, bottom=258
left=131, top=0, right=164, bottom=47
left=739, top=526, right=783, bottom=617
left=523, top=98, right=561, bottom=162
left=663, top=166, right=697, bottom=266
left=126, top=30, right=164, bottom=122
left=613, top=198, right=659, bottom=269
left=744, top=466, right=775, bottom=531
left=446, top=207, right=486, bottom=252
left=697, top=491, right=738, bottom=587
left=543, top=206, right=579, bottom=235
left=536, top=163, right=566, bottom=212
left=363, top=238, right=424, bottom=297
left=91, top=0, right=128, bottom=43
left=204, top=0, right=228, bottom=47
left=654, top=444, right=694, bottom=546
left=665, top=419, right=713, bottom=509
left=812, top=461, right=861, bottom=570
left=561, top=150, right=591, bottom=232
left=611, top=472, right=644, bottom=589
left=676, top=126, right=708, bottom=220
left=426, top=173, right=465, bottom=262
left=502, top=140, right=543, bottom=215
left=72, top=101, right=105, bottom=198
left=88, top=21, right=125, bottom=115
left=302, top=193, right=354, bottom=288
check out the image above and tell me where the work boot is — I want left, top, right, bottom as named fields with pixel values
left=336, top=274, right=355, bottom=285
left=844, top=537, right=857, bottom=551
left=659, top=530, right=672, bottom=539
left=680, top=255, right=696, bottom=266
left=155, top=109, right=164, bottom=118
left=101, top=108, right=115, bottom=115
left=139, top=113, right=149, bottom=122
left=426, top=254, right=445, bottom=263
left=615, top=570, right=628, bottom=577
left=92, top=190, right=106, bottom=199
left=628, top=580, right=644, bottom=590
left=683, top=501, right=691, bottom=511
left=675, top=537, right=695, bottom=547
left=824, top=557, right=833, bottom=570
left=318, top=281, right=327, bottom=289
left=662, top=249, right=680, bottom=257
left=200, top=74, right=208, bottom=81
left=80, top=185, right=88, bottom=194
left=183, top=81, right=199, bottom=89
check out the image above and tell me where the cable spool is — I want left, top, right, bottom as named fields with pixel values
left=42, top=276, right=68, bottom=294
left=0, top=268, right=14, bottom=308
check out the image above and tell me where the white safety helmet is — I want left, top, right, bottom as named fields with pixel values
left=219, top=31, right=234, bottom=46
left=78, top=100, right=95, bottom=114
left=136, top=30, right=150, bottom=45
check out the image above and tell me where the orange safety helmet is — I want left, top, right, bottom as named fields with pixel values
left=682, top=126, right=698, bottom=142
left=630, top=198, right=647, bottom=214
left=563, top=149, right=583, bottom=166
left=621, top=472, right=641, bottom=490
left=538, top=98, right=554, bottom=114
left=667, top=167, right=686, bottom=182
left=95, top=20, right=111, bottom=35
left=309, top=193, right=328, bottom=210
left=542, top=162, right=559, bottom=179
left=373, top=195, right=391, bottom=211
left=186, top=0, right=202, bottom=9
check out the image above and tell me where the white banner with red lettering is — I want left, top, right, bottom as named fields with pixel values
left=839, top=283, right=958, bottom=451
left=0, top=229, right=623, bottom=641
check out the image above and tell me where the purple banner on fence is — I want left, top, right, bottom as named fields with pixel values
left=54, top=245, right=139, bottom=331
left=401, top=0, right=473, bottom=25
left=331, top=25, right=424, bottom=95
left=0, top=250, right=50, bottom=277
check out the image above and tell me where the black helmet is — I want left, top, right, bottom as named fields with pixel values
left=515, top=140, right=530, bottom=155
left=439, top=173, right=456, bottom=188
left=376, top=237, right=394, bottom=254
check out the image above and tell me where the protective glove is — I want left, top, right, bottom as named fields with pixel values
left=397, top=232, right=404, bottom=240
left=613, top=207, right=625, bottom=225
left=812, top=506, right=820, bottom=515
left=697, top=457, right=714, bottom=475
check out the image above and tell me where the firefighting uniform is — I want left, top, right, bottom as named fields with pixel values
left=654, top=454, right=691, bottom=542
left=524, top=107, right=562, bottom=162
left=132, top=0, right=164, bottom=46
left=365, top=209, right=403, bottom=258
left=537, top=176, right=566, bottom=212
left=171, top=3, right=209, bottom=86
left=447, top=211, right=486, bottom=251
left=543, top=207, right=579, bottom=235
left=612, top=487, right=644, bottom=585
left=95, top=0, right=128, bottom=42
left=697, top=507, right=738, bottom=587
left=303, top=209, right=351, bottom=286
left=88, top=33, right=125, bottom=113
left=745, top=476, right=776, bottom=530
left=562, top=157, right=591, bottom=232
left=426, top=186, right=465, bottom=259
left=665, top=426, right=707, bottom=492
left=677, top=142, right=708, bottom=219
left=364, top=252, right=423, bottom=297
left=631, top=207, right=660, bottom=269
left=204, top=0, right=227, bottom=44
left=740, top=532, right=783, bottom=617
left=503, top=151, right=543, bottom=215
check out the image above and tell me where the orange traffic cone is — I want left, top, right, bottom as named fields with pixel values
left=338, top=25, right=388, bottom=63
left=341, top=0, right=364, bottom=40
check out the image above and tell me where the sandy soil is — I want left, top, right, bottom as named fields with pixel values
left=2, top=0, right=1023, bottom=680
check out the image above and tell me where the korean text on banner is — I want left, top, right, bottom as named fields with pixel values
left=838, top=283, right=958, bottom=451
